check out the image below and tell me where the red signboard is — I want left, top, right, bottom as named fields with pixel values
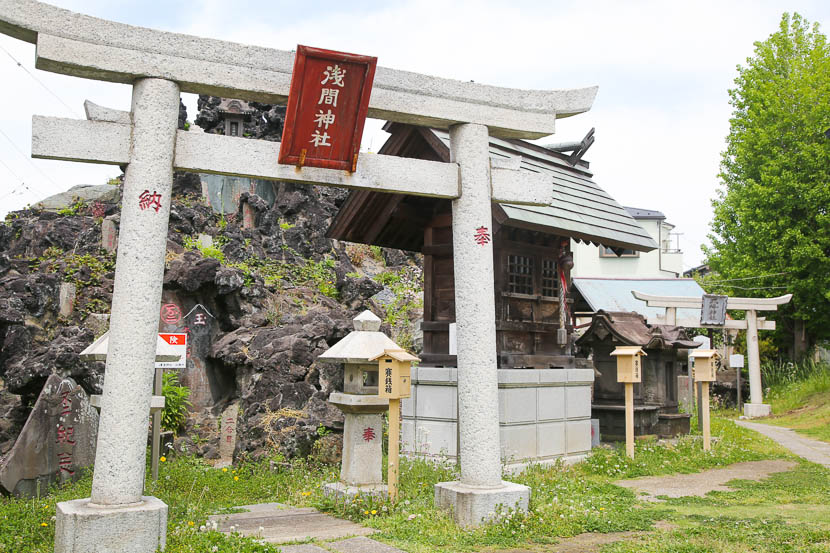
left=278, top=45, right=377, bottom=172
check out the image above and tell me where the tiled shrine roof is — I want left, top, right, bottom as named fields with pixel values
left=327, top=124, right=658, bottom=253
left=576, top=310, right=701, bottom=350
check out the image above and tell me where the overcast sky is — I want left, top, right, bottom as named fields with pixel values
left=1, top=1, right=828, bottom=269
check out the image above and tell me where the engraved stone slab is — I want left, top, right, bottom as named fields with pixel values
left=217, top=402, right=239, bottom=465
left=0, top=374, right=98, bottom=497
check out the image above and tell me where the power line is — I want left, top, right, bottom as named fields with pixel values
left=0, top=172, right=40, bottom=203
left=708, top=284, right=789, bottom=291
left=0, top=187, right=25, bottom=202
left=0, top=162, right=51, bottom=201
left=704, top=272, right=790, bottom=284
left=0, top=126, right=61, bottom=194
left=0, top=158, right=38, bottom=202
left=0, top=43, right=80, bottom=118
left=0, top=156, right=24, bottom=182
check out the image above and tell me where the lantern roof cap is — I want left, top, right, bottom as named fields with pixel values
left=353, top=310, right=382, bottom=331
left=318, top=310, right=416, bottom=363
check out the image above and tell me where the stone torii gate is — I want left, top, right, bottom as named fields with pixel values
left=1, top=0, right=598, bottom=546
left=632, top=291, right=792, bottom=419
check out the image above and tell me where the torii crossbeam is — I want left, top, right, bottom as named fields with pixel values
left=632, top=291, right=792, bottom=419
left=1, top=0, right=599, bottom=546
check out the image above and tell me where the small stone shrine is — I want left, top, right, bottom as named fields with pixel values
left=576, top=310, right=699, bottom=440
left=0, top=374, right=98, bottom=497
left=317, top=311, right=416, bottom=499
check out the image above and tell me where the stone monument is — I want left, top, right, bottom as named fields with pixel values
left=0, top=375, right=98, bottom=497
left=2, top=0, right=597, bottom=533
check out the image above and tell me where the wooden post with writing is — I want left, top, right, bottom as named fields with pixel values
left=690, top=349, right=718, bottom=452
left=611, top=346, right=644, bottom=460
left=388, top=398, right=400, bottom=502
left=373, top=349, right=416, bottom=502
left=624, top=382, right=634, bottom=459
left=701, top=381, right=711, bottom=451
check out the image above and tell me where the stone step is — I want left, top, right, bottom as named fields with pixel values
left=280, top=546, right=330, bottom=553
left=329, top=536, right=405, bottom=553
left=207, top=504, right=375, bottom=544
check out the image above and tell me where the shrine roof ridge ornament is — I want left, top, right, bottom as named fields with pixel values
left=0, top=0, right=598, bottom=139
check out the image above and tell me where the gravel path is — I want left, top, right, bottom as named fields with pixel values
left=736, top=420, right=830, bottom=467
left=615, top=459, right=797, bottom=501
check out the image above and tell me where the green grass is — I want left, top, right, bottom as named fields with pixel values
left=0, top=417, right=799, bottom=553
left=601, top=463, right=830, bottom=552
left=0, top=456, right=340, bottom=553
left=762, top=363, right=830, bottom=443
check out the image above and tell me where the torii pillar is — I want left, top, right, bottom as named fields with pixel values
left=1, top=0, right=599, bottom=536
left=433, top=123, right=530, bottom=526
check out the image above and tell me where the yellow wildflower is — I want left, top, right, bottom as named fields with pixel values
left=188, top=521, right=194, bottom=527
left=364, top=510, right=369, bottom=515
left=40, top=522, right=48, bottom=527
left=234, top=476, right=239, bottom=481
left=160, top=456, right=166, bottom=463
left=371, top=510, right=377, bottom=515
left=301, top=491, right=311, bottom=496
left=222, top=467, right=228, bottom=472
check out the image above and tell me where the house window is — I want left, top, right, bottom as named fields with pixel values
left=507, top=255, right=534, bottom=294
left=541, top=258, right=558, bottom=297
left=230, top=122, right=239, bottom=136
left=599, top=246, right=639, bottom=258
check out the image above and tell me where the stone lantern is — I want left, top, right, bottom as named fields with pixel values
left=318, top=310, right=409, bottom=498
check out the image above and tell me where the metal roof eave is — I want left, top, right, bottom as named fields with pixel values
left=499, top=205, right=658, bottom=252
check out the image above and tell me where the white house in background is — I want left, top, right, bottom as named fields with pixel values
left=571, top=207, right=683, bottom=278
left=569, top=207, right=705, bottom=327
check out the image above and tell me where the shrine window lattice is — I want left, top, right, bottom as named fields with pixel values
left=507, top=255, right=534, bottom=294
left=541, top=258, right=558, bottom=297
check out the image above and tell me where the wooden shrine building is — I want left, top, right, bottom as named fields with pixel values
left=328, top=123, right=657, bottom=369
left=576, top=310, right=699, bottom=439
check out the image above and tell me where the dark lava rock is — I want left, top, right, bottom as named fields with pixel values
left=215, top=267, right=244, bottom=295
left=164, top=251, right=221, bottom=293
left=0, top=96, right=422, bottom=464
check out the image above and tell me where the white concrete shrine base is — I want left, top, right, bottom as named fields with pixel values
left=323, top=482, right=389, bottom=500
left=55, top=496, right=167, bottom=553
left=434, top=480, right=530, bottom=527
left=743, top=403, right=771, bottom=419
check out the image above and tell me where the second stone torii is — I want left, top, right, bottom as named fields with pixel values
left=632, top=291, right=792, bottom=419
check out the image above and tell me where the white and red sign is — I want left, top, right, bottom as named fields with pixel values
left=155, top=333, right=187, bottom=369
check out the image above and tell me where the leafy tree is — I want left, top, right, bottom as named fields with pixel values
left=705, top=13, right=830, bottom=356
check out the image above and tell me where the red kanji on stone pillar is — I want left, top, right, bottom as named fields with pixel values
left=362, top=427, right=376, bottom=442
left=474, top=226, right=491, bottom=246
left=138, top=190, right=163, bottom=212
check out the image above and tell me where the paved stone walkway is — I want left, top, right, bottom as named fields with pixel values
left=281, top=537, right=402, bottom=553
left=616, top=459, right=797, bottom=501
left=207, top=503, right=404, bottom=552
left=736, top=420, right=830, bottom=467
